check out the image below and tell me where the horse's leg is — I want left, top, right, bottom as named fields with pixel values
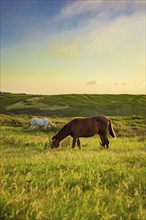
left=77, top=138, right=82, bottom=150
left=72, top=137, right=77, bottom=149
left=105, top=136, right=109, bottom=149
left=99, top=134, right=106, bottom=148
left=29, top=125, right=34, bottom=130
left=102, top=134, right=109, bottom=149
left=44, top=122, right=48, bottom=130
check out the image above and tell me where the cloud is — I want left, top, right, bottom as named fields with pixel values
left=122, top=82, right=128, bottom=85
left=86, top=80, right=97, bottom=85
left=112, top=82, right=128, bottom=86
left=88, top=9, right=145, bottom=52
left=54, top=0, right=145, bottom=23
left=49, top=0, right=145, bottom=58
left=54, top=1, right=101, bottom=21
left=113, top=83, right=118, bottom=86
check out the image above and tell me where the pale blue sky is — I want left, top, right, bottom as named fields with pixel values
left=1, top=0, right=145, bottom=94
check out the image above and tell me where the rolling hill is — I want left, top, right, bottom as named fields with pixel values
left=0, top=92, right=145, bottom=117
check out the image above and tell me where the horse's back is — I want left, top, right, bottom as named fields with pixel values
left=31, top=118, right=46, bottom=126
left=70, top=116, right=110, bottom=136
left=70, top=116, right=99, bottom=126
left=69, top=117, right=99, bottom=137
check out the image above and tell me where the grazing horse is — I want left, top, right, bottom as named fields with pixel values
left=52, top=116, right=116, bottom=149
left=29, top=117, right=55, bottom=130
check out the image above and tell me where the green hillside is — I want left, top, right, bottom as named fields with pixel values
left=0, top=93, right=146, bottom=220
left=0, top=92, right=145, bottom=117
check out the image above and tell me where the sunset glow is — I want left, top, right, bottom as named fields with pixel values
left=1, top=0, right=145, bottom=95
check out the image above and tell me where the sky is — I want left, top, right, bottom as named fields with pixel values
left=1, top=0, right=145, bottom=95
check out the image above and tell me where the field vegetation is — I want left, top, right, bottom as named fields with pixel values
left=0, top=93, right=146, bottom=220
left=0, top=93, right=145, bottom=117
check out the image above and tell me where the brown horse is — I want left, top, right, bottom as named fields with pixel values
left=51, top=115, right=116, bottom=149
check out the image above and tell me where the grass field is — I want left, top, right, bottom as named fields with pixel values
left=0, top=93, right=145, bottom=116
left=0, top=93, right=146, bottom=220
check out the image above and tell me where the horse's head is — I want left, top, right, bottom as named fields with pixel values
left=47, top=119, right=56, bottom=127
left=52, top=123, right=56, bottom=127
left=51, top=135, right=60, bottom=148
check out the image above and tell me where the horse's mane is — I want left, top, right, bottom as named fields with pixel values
left=56, top=122, right=70, bottom=139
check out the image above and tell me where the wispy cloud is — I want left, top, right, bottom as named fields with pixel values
left=49, top=0, right=145, bottom=55
left=54, top=1, right=101, bottom=21
left=86, top=80, right=97, bottom=85
left=86, top=80, right=101, bottom=86
left=54, top=0, right=145, bottom=24
left=112, top=82, right=128, bottom=86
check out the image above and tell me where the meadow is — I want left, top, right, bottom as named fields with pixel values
left=0, top=93, right=146, bottom=220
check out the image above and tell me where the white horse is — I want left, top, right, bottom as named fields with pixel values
left=29, top=118, right=55, bottom=130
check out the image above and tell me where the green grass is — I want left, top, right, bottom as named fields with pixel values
left=0, top=93, right=145, bottom=219
left=0, top=117, right=146, bottom=220
left=0, top=93, right=145, bottom=116
left=0, top=114, right=145, bottom=137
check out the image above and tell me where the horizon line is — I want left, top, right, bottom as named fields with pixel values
left=0, top=91, right=145, bottom=96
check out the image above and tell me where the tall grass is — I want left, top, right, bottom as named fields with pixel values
left=0, top=118, right=146, bottom=220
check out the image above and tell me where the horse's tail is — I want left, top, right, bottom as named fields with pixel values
left=108, top=119, right=116, bottom=138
